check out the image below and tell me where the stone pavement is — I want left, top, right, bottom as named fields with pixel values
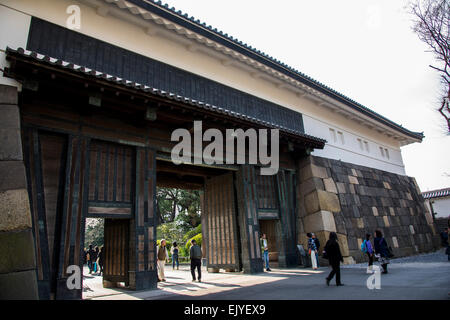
left=83, top=250, right=450, bottom=300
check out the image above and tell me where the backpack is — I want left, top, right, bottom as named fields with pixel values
left=361, top=240, right=367, bottom=253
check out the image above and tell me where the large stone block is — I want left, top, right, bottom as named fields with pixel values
left=337, top=233, right=349, bottom=257
left=372, top=206, right=379, bottom=216
left=383, top=216, right=390, bottom=227
left=299, top=163, right=328, bottom=182
left=0, top=128, right=23, bottom=161
left=0, top=189, right=32, bottom=231
left=0, top=161, right=27, bottom=192
left=392, top=236, right=399, bottom=248
left=304, top=210, right=337, bottom=233
left=0, top=105, right=20, bottom=129
left=304, top=190, right=341, bottom=214
left=0, top=270, right=38, bottom=300
left=336, top=182, right=346, bottom=194
left=356, top=218, right=364, bottom=228
left=300, top=177, right=325, bottom=196
left=323, top=178, right=338, bottom=194
left=0, top=85, right=18, bottom=105
left=0, top=229, right=36, bottom=274
left=348, top=175, right=359, bottom=184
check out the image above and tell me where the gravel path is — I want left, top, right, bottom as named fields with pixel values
left=341, top=249, right=450, bottom=269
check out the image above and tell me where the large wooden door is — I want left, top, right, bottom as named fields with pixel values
left=103, top=219, right=129, bottom=285
left=203, top=172, right=240, bottom=271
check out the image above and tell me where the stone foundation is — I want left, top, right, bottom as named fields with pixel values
left=297, top=155, right=435, bottom=264
left=0, top=85, right=38, bottom=299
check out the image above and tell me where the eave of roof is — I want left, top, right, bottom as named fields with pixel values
left=422, top=187, right=450, bottom=199
left=5, top=47, right=326, bottom=148
left=109, top=0, right=424, bottom=142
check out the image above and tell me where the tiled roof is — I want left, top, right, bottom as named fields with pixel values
left=6, top=47, right=326, bottom=147
left=422, top=187, right=450, bottom=199
left=117, top=0, right=424, bottom=141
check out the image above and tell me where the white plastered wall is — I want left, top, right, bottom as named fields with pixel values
left=430, top=197, right=450, bottom=219
left=0, top=5, right=31, bottom=88
left=1, top=0, right=410, bottom=175
left=303, top=114, right=406, bottom=175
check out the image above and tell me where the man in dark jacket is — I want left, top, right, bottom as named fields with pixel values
left=190, top=239, right=202, bottom=282
left=440, top=228, right=449, bottom=247
left=324, top=232, right=344, bottom=286
left=374, top=230, right=390, bottom=274
left=440, top=228, right=449, bottom=261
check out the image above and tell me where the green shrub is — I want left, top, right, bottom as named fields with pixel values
left=185, top=233, right=202, bottom=251
left=182, top=224, right=202, bottom=243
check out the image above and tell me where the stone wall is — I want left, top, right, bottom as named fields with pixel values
left=297, top=155, right=436, bottom=264
left=0, top=85, right=39, bottom=299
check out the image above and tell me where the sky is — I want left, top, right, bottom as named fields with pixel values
left=160, top=0, right=449, bottom=192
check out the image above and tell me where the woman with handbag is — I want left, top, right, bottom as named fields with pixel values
left=323, top=232, right=344, bottom=286
left=362, top=233, right=374, bottom=273
left=307, top=233, right=318, bottom=270
left=374, top=230, right=390, bottom=274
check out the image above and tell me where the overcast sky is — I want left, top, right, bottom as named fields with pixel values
left=162, top=0, right=449, bottom=191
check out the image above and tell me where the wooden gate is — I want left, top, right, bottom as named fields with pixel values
left=103, top=219, right=129, bottom=285
left=203, top=173, right=240, bottom=271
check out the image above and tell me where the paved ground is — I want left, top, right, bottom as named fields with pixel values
left=83, top=249, right=450, bottom=300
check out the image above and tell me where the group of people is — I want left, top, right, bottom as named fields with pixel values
left=303, top=230, right=392, bottom=286
left=156, top=239, right=202, bottom=283
left=84, top=245, right=104, bottom=275
left=440, top=227, right=450, bottom=261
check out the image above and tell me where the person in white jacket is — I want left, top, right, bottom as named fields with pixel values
left=157, top=239, right=169, bottom=282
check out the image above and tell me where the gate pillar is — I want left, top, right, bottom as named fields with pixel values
left=129, top=147, right=157, bottom=290
left=235, top=165, right=264, bottom=273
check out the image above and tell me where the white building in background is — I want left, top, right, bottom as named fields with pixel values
left=423, top=188, right=450, bottom=219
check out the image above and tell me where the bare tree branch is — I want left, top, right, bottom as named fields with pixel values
left=409, top=0, right=450, bottom=133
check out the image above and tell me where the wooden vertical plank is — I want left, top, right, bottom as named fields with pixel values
left=113, top=146, right=118, bottom=202
left=107, top=145, right=115, bottom=201
left=97, top=144, right=105, bottom=201
left=123, top=148, right=129, bottom=202
left=88, top=144, right=97, bottom=201
left=103, top=144, right=109, bottom=201
left=116, top=147, right=123, bottom=202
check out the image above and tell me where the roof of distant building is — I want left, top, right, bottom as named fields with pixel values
left=422, top=187, right=450, bottom=199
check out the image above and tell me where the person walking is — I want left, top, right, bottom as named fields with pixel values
left=307, top=233, right=318, bottom=270
left=190, top=239, right=202, bottom=282
left=157, top=239, right=169, bottom=282
left=260, top=233, right=271, bottom=271
left=87, top=245, right=95, bottom=274
left=361, top=233, right=374, bottom=273
left=93, top=246, right=99, bottom=274
left=323, top=232, right=344, bottom=286
left=312, top=233, right=320, bottom=268
left=374, top=230, right=390, bottom=274
left=440, top=228, right=450, bottom=261
left=97, top=246, right=104, bottom=276
left=83, top=248, right=87, bottom=266
left=171, top=241, right=180, bottom=270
